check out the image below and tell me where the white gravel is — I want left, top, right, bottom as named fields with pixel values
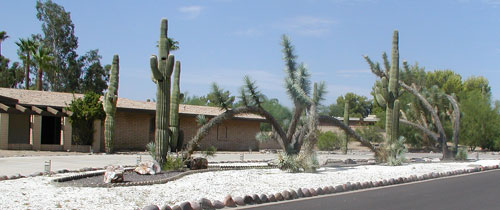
left=1, top=160, right=499, bottom=210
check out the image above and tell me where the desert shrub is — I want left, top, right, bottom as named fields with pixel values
left=356, top=126, right=384, bottom=143
left=162, top=153, right=184, bottom=171
left=67, top=92, right=105, bottom=145
left=386, top=136, right=407, bottom=166
left=277, top=152, right=319, bottom=173
left=146, top=142, right=156, bottom=158
left=317, top=131, right=342, bottom=151
left=203, top=146, right=217, bottom=157
left=455, top=147, right=468, bottom=161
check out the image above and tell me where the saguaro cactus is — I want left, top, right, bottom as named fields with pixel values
left=104, top=55, right=119, bottom=154
left=150, top=19, right=175, bottom=165
left=343, top=101, right=349, bottom=154
left=169, top=60, right=181, bottom=152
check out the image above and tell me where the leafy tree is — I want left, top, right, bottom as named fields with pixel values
left=459, top=90, right=500, bottom=151
left=36, top=0, right=80, bottom=92
left=181, top=93, right=210, bottom=106
left=66, top=92, right=105, bottom=145
left=329, top=92, right=372, bottom=118
left=16, top=38, right=38, bottom=89
left=32, top=45, right=53, bottom=90
left=79, top=49, right=110, bottom=94
left=0, top=56, right=23, bottom=88
left=425, top=70, right=462, bottom=94
left=0, top=31, right=9, bottom=57
left=462, top=76, right=491, bottom=96
left=259, top=98, right=292, bottom=131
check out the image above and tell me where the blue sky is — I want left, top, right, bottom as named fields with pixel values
left=1, top=0, right=500, bottom=107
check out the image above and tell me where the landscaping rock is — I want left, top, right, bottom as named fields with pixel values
left=344, top=158, right=357, bottom=164
left=199, top=198, right=213, bottom=209
left=56, top=169, right=69, bottom=173
left=297, top=188, right=305, bottom=197
left=143, top=205, right=160, bottom=210
left=289, top=190, right=298, bottom=199
left=282, top=190, right=291, bottom=200
left=190, top=157, right=208, bottom=170
left=328, top=185, right=335, bottom=192
left=322, top=186, right=330, bottom=194
left=335, top=185, right=343, bottom=192
left=316, top=187, right=323, bottom=195
left=268, top=194, right=277, bottom=202
left=0, top=175, right=7, bottom=181
left=224, top=195, right=236, bottom=207
left=190, top=201, right=201, bottom=210
left=135, top=160, right=162, bottom=175
left=259, top=194, right=269, bottom=203
left=212, top=200, right=224, bottom=209
left=302, top=188, right=312, bottom=197
left=103, top=165, right=124, bottom=183
left=179, top=202, right=193, bottom=210
left=274, top=192, right=284, bottom=201
left=243, top=195, right=253, bottom=204
left=252, top=194, right=262, bottom=204
left=171, top=205, right=181, bottom=210
left=355, top=182, right=362, bottom=189
left=234, top=196, right=245, bottom=206
left=160, top=205, right=172, bottom=210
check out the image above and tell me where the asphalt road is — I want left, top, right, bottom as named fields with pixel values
left=239, top=169, right=500, bottom=210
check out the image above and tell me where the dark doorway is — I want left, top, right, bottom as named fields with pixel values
left=41, top=116, right=61, bottom=144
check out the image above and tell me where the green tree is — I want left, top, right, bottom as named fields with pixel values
left=462, top=76, right=491, bottom=96
left=32, top=46, right=53, bottom=90
left=79, top=49, right=110, bottom=94
left=329, top=92, right=372, bottom=118
left=0, top=31, right=9, bottom=57
left=259, top=98, right=292, bottom=131
left=36, top=0, right=80, bottom=92
left=0, top=56, right=24, bottom=88
left=459, top=90, right=500, bottom=150
left=317, top=131, right=342, bottom=151
left=180, top=93, right=210, bottom=106
left=66, top=92, right=105, bottom=145
left=16, top=38, right=38, bottom=89
left=425, top=70, right=462, bottom=94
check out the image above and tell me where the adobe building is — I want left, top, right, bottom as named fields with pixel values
left=318, top=115, right=380, bottom=134
left=0, top=88, right=266, bottom=152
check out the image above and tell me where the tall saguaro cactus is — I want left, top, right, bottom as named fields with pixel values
left=343, top=101, right=349, bottom=154
left=150, top=19, right=175, bottom=165
left=104, top=55, right=119, bottom=154
left=372, top=30, right=401, bottom=161
left=169, top=61, right=181, bottom=152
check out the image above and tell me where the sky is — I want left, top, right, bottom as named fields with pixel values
left=1, top=0, right=500, bottom=107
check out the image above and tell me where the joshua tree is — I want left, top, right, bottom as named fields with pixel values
left=16, top=38, right=38, bottom=89
left=150, top=19, right=175, bottom=165
left=0, top=31, right=9, bottom=57
left=104, top=55, right=119, bottom=154
left=32, top=46, right=53, bottom=90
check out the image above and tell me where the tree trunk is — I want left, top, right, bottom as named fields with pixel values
left=25, top=53, right=30, bottom=89
left=446, top=94, right=460, bottom=156
left=36, top=67, right=43, bottom=90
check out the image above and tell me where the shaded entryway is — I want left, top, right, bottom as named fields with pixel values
left=41, top=116, right=61, bottom=144
left=8, top=114, right=30, bottom=144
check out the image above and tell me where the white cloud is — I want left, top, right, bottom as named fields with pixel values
left=278, top=16, right=336, bottom=37
left=178, top=6, right=203, bottom=19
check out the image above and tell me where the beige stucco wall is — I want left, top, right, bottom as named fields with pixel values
left=8, top=114, right=30, bottom=144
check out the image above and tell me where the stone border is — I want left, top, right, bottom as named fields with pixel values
left=141, top=164, right=500, bottom=210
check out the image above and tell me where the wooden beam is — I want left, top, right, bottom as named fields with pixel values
left=47, top=107, right=64, bottom=116
left=0, top=103, right=12, bottom=112
left=15, top=104, right=32, bottom=114
left=62, top=108, right=73, bottom=117
left=32, top=106, right=51, bottom=116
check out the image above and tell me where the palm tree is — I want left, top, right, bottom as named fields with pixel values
left=16, top=38, right=38, bottom=89
left=0, top=31, right=9, bottom=57
left=32, top=46, right=53, bottom=90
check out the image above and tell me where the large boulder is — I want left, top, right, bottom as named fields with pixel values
left=135, top=160, right=162, bottom=175
left=190, top=157, right=208, bottom=170
left=103, top=165, right=125, bottom=183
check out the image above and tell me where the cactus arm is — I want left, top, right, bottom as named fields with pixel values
left=169, top=60, right=181, bottom=151
left=150, top=55, right=163, bottom=81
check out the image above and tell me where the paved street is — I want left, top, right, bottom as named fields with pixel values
left=239, top=169, right=500, bottom=210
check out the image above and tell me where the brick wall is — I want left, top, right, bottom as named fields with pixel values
left=113, top=111, right=154, bottom=151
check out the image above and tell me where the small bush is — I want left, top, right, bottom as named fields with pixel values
left=386, top=136, right=407, bottom=166
left=277, top=152, right=319, bottom=173
left=67, top=92, right=105, bottom=145
left=455, top=147, right=468, bottom=161
left=317, top=131, right=342, bottom=151
left=162, top=154, right=184, bottom=171
left=203, top=146, right=217, bottom=157
left=356, top=126, right=384, bottom=143
left=146, top=142, right=156, bottom=159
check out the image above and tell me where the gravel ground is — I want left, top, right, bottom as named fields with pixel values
left=1, top=160, right=499, bottom=210
left=59, top=171, right=185, bottom=186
